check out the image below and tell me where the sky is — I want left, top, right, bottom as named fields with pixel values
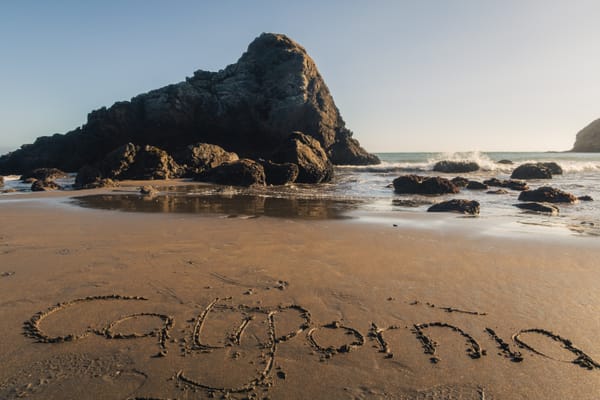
left=1, top=0, right=599, bottom=153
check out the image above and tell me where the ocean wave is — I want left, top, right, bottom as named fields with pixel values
left=337, top=152, right=600, bottom=174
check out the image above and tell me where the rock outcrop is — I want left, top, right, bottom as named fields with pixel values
left=572, top=118, right=600, bottom=152
left=20, top=168, right=67, bottom=182
left=31, top=179, right=61, bottom=191
left=393, top=175, right=459, bottom=195
left=0, top=33, right=378, bottom=175
left=428, top=199, right=480, bottom=215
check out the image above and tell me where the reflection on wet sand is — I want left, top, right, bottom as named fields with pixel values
left=71, top=193, right=362, bottom=220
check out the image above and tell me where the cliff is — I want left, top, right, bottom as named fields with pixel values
left=572, top=118, right=600, bottom=152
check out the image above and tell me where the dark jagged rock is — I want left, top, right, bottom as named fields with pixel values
left=194, top=159, right=265, bottom=187
left=74, top=165, right=118, bottom=189
left=99, top=143, right=138, bottom=178
left=540, top=162, right=563, bottom=175
left=451, top=176, right=469, bottom=188
left=572, top=118, right=600, bottom=152
left=518, top=186, right=578, bottom=204
left=173, top=143, right=238, bottom=176
left=328, top=136, right=380, bottom=165
left=0, top=176, right=3, bottom=187
left=393, top=175, right=459, bottom=195
left=117, top=145, right=182, bottom=180
left=578, top=195, right=594, bottom=201
left=497, top=159, right=513, bottom=165
left=272, top=132, right=332, bottom=183
left=0, top=33, right=377, bottom=175
left=433, top=160, right=479, bottom=173
left=260, top=160, right=299, bottom=185
left=514, top=202, right=559, bottom=215
left=511, top=163, right=552, bottom=179
left=466, top=181, right=488, bottom=190
left=31, top=179, right=61, bottom=192
left=20, top=168, right=67, bottom=182
left=483, top=178, right=529, bottom=191
left=428, top=199, right=480, bottom=215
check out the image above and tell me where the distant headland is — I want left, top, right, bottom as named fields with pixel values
left=572, top=118, right=600, bottom=152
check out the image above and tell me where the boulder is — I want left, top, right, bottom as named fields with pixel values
left=0, top=33, right=377, bottom=175
left=99, top=143, right=138, bottom=178
left=194, top=159, right=266, bottom=187
left=433, top=160, right=479, bottom=173
left=173, top=143, right=238, bottom=176
left=272, top=132, right=333, bottom=183
left=540, top=162, right=563, bottom=175
left=483, top=178, right=503, bottom=187
left=20, top=168, right=67, bottom=182
left=511, top=163, right=552, bottom=179
left=260, top=160, right=299, bottom=185
left=428, top=199, right=480, bottom=215
left=393, top=175, right=459, bottom=195
left=117, top=145, right=182, bottom=180
left=514, top=202, right=559, bottom=215
left=31, top=179, right=61, bottom=191
left=451, top=176, right=469, bottom=188
left=572, top=118, right=600, bottom=152
left=0, top=176, right=3, bottom=187
left=518, top=186, right=578, bottom=204
left=466, top=181, right=488, bottom=190
left=497, top=159, right=513, bottom=165
left=578, top=195, right=594, bottom=201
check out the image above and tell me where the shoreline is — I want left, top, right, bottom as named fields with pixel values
left=1, top=191, right=600, bottom=398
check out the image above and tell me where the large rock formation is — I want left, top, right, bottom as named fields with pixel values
left=0, top=33, right=378, bottom=175
left=572, top=118, right=600, bottom=152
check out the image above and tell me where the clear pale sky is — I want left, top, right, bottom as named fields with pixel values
left=1, top=0, right=599, bottom=153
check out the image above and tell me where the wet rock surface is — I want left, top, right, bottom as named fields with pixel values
left=518, top=186, right=578, bottom=204
left=194, top=159, right=266, bottom=187
left=393, top=175, right=459, bottom=195
left=511, top=163, right=553, bottom=179
left=515, top=202, right=559, bottom=215
left=427, top=199, right=480, bottom=215
left=433, top=160, right=479, bottom=173
left=272, top=132, right=333, bottom=183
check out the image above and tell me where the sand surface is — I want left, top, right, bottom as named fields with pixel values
left=1, top=192, right=599, bottom=399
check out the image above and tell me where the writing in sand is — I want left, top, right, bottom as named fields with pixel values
left=11, top=293, right=599, bottom=399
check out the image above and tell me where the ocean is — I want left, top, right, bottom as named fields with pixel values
left=2, top=151, right=599, bottom=237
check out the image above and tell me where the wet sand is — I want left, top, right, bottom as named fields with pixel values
left=1, top=188, right=600, bottom=399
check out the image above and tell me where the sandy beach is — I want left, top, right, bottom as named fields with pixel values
left=0, top=186, right=599, bottom=399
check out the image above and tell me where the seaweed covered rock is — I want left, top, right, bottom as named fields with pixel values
left=428, top=199, right=480, bottom=215
left=393, top=175, right=459, bottom=195
left=195, top=159, right=266, bottom=187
